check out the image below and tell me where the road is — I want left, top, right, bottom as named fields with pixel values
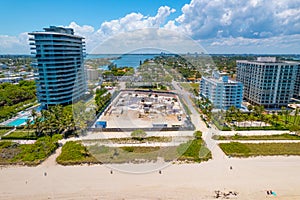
left=171, top=80, right=227, bottom=160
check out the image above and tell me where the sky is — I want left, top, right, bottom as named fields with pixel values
left=1, top=0, right=300, bottom=54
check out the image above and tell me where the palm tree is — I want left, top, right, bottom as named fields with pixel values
left=247, top=105, right=253, bottom=112
left=249, top=113, right=255, bottom=127
left=293, top=108, right=299, bottom=125
left=271, top=112, right=279, bottom=126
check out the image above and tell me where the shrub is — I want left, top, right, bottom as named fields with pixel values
left=193, top=131, right=202, bottom=139
left=131, top=129, right=147, bottom=140
left=56, top=141, right=97, bottom=165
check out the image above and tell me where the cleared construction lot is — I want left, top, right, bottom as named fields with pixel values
left=99, top=91, right=187, bottom=128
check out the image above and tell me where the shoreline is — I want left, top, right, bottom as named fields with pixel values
left=1, top=156, right=300, bottom=199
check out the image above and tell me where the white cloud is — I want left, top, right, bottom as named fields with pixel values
left=206, top=34, right=300, bottom=54
left=1, top=1, right=300, bottom=54
left=0, top=33, right=30, bottom=54
left=92, top=28, right=206, bottom=54
left=175, top=0, right=300, bottom=39
left=70, top=6, right=177, bottom=52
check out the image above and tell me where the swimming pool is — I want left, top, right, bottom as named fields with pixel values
left=7, top=116, right=30, bottom=126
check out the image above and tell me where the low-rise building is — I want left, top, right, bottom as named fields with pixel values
left=86, top=68, right=100, bottom=82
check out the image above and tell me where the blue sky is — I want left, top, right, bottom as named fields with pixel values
left=1, top=0, right=187, bottom=35
left=1, top=0, right=300, bottom=54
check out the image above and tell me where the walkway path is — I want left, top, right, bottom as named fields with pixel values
left=2, top=127, right=16, bottom=137
left=216, top=139, right=300, bottom=144
left=171, top=81, right=227, bottom=161
left=39, top=146, right=62, bottom=168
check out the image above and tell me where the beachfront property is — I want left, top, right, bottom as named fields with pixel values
left=97, top=91, right=187, bottom=129
left=237, top=57, right=300, bottom=108
left=29, top=26, right=87, bottom=108
left=200, top=71, right=243, bottom=110
left=294, top=64, right=300, bottom=99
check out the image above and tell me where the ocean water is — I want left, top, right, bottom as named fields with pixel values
left=87, top=54, right=159, bottom=69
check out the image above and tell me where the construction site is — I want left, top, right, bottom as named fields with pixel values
left=97, top=90, right=188, bottom=129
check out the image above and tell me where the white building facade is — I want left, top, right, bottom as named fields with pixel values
left=200, top=71, right=243, bottom=110
left=236, top=57, right=299, bottom=108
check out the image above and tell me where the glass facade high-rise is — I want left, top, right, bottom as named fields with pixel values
left=294, top=65, right=300, bottom=99
left=236, top=57, right=299, bottom=108
left=29, top=26, right=87, bottom=108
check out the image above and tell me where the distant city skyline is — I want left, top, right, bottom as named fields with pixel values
left=1, top=0, right=300, bottom=54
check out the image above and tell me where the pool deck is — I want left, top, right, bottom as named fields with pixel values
left=0, top=110, right=32, bottom=126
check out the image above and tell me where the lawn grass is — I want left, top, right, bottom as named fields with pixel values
left=189, top=83, right=200, bottom=91
left=180, top=82, right=199, bottom=91
left=213, top=133, right=300, bottom=140
left=0, top=128, right=12, bottom=137
left=1, top=130, right=36, bottom=140
left=219, top=142, right=300, bottom=157
left=0, top=135, right=61, bottom=165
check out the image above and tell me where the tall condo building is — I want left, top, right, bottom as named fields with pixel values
left=29, top=26, right=87, bottom=108
left=236, top=57, right=299, bottom=108
left=200, top=71, right=243, bottom=110
left=294, top=66, right=300, bottom=99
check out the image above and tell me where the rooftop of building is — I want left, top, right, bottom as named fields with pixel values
left=202, top=71, right=241, bottom=84
left=29, top=26, right=84, bottom=39
left=237, top=57, right=300, bottom=64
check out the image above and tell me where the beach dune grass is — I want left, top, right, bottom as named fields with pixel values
left=56, top=136, right=212, bottom=165
left=213, top=133, right=300, bottom=141
left=213, top=133, right=300, bottom=140
left=87, top=145, right=178, bottom=164
left=0, top=135, right=60, bottom=165
left=219, top=142, right=300, bottom=157
left=56, top=141, right=99, bottom=165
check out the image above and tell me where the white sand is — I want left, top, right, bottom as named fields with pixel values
left=1, top=156, right=300, bottom=200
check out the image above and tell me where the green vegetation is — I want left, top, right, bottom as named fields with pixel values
left=0, top=80, right=36, bottom=121
left=95, top=87, right=108, bottom=96
left=0, top=128, right=12, bottom=137
left=85, top=144, right=179, bottom=164
left=219, top=142, right=300, bottom=157
left=213, top=133, right=300, bottom=140
left=180, top=82, right=200, bottom=96
left=27, top=101, right=95, bottom=138
left=197, top=97, right=213, bottom=121
left=0, top=135, right=61, bottom=165
left=102, top=65, right=134, bottom=77
left=211, top=106, right=298, bottom=132
left=131, top=129, right=147, bottom=140
left=84, top=136, right=173, bottom=144
left=193, top=130, right=202, bottom=139
left=95, top=88, right=111, bottom=114
left=177, top=131, right=211, bottom=163
left=0, top=56, right=32, bottom=72
left=154, top=55, right=202, bottom=81
left=56, top=141, right=98, bottom=165
left=177, top=138, right=211, bottom=162
left=211, top=115, right=231, bottom=131
left=57, top=131, right=211, bottom=165
left=1, top=130, right=36, bottom=140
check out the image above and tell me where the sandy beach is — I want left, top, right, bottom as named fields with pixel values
left=1, top=155, right=300, bottom=200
